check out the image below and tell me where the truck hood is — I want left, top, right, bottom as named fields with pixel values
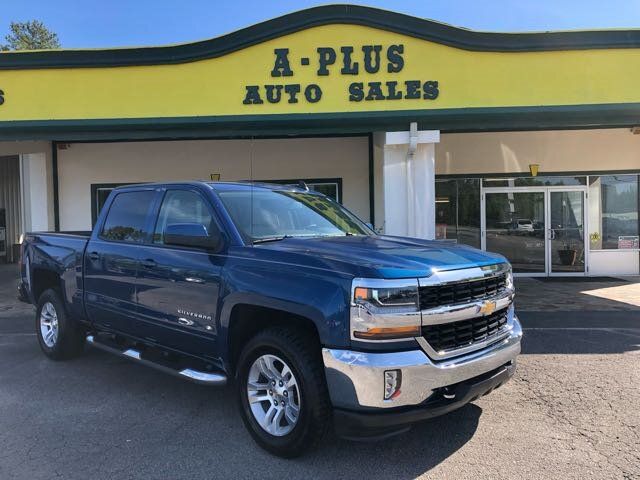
left=256, top=235, right=507, bottom=279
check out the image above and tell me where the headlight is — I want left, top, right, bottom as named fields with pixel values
left=505, top=267, right=514, bottom=291
left=350, top=279, right=420, bottom=341
left=354, top=285, right=418, bottom=308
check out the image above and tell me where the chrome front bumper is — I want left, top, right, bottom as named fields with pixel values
left=323, top=316, right=522, bottom=410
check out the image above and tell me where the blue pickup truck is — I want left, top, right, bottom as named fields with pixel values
left=18, top=181, right=521, bottom=457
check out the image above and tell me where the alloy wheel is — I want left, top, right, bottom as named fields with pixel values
left=40, top=301, right=59, bottom=348
left=246, top=354, right=301, bottom=436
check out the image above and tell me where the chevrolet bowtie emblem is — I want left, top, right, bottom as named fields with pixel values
left=478, top=300, right=497, bottom=315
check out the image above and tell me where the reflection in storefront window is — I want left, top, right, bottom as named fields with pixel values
left=435, top=178, right=480, bottom=248
left=588, top=175, right=639, bottom=250
left=484, top=191, right=546, bottom=273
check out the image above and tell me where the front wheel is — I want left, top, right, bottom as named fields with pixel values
left=36, top=289, right=85, bottom=360
left=236, top=327, right=331, bottom=458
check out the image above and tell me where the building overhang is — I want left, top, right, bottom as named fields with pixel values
left=1, top=4, right=640, bottom=140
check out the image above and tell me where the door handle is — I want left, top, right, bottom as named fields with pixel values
left=141, top=259, right=157, bottom=268
left=185, top=276, right=205, bottom=284
left=88, top=251, right=100, bottom=261
left=548, top=229, right=556, bottom=240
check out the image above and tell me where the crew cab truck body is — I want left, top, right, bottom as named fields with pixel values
left=19, top=181, right=522, bottom=457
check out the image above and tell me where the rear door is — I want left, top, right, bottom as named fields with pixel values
left=84, top=189, right=158, bottom=337
left=135, top=187, right=226, bottom=361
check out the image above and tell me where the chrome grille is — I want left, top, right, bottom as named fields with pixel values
left=421, top=308, right=509, bottom=352
left=418, top=273, right=507, bottom=310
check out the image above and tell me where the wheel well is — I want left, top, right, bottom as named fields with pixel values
left=32, top=268, right=62, bottom=302
left=227, top=304, right=321, bottom=374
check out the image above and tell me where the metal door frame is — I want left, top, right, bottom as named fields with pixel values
left=481, top=185, right=588, bottom=277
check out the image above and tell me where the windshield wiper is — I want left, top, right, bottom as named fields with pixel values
left=252, top=235, right=293, bottom=245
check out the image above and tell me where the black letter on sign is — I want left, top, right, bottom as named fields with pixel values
left=284, top=84, right=301, bottom=103
left=341, top=46, right=359, bottom=75
left=271, top=48, right=293, bottom=77
left=348, top=82, right=364, bottom=102
left=304, top=84, right=322, bottom=103
left=0, top=89, right=4, bottom=105
left=362, top=45, right=382, bottom=74
left=423, top=81, right=439, bottom=100
left=265, top=85, right=283, bottom=103
left=385, top=81, right=402, bottom=100
left=365, top=82, right=385, bottom=101
left=243, top=85, right=263, bottom=104
left=317, top=47, right=336, bottom=76
left=387, top=44, right=404, bottom=73
left=404, top=80, right=421, bottom=99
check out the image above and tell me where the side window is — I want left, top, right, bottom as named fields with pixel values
left=101, top=191, right=156, bottom=243
left=154, top=190, right=216, bottom=244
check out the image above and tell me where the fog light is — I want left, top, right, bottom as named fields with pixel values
left=384, top=369, right=402, bottom=400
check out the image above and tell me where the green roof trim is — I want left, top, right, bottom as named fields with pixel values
left=1, top=5, right=640, bottom=70
left=1, top=103, right=639, bottom=141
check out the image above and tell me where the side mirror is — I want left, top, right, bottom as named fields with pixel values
left=164, top=223, right=223, bottom=251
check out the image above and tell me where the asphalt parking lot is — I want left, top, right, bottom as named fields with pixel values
left=1, top=264, right=639, bottom=480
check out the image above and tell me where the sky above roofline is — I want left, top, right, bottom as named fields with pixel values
left=2, top=0, right=639, bottom=50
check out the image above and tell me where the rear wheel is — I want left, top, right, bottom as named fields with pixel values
left=36, top=289, right=85, bottom=360
left=236, top=327, right=331, bottom=458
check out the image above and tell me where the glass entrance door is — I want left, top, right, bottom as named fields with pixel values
left=482, top=187, right=587, bottom=276
left=548, top=190, right=586, bottom=274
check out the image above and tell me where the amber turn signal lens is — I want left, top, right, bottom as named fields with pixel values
left=354, top=287, right=369, bottom=301
left=353, top=325, right=421, bottom=340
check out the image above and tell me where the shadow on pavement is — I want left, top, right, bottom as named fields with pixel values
left=515, top=276, right=640, bottom=312
left=0, top=340, right=483, bottom=479
left=520, top=328, right=640, bottom=355
left=308, top=404, right=482, bottom=477
left=519, top=312, right=640, bottom=355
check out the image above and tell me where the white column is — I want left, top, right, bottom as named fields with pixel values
left=377, top=126, right=439, bottom=239
left=20, top=152, right=53, bottom=232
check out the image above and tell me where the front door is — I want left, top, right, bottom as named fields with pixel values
left=481, top=187, right=587, bottom=276
left=135, top=188, right=225, bottom=362
left=548, top=189, right=587, bottom=275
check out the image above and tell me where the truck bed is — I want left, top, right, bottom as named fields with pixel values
left=21, top=231, right=90, bottom=319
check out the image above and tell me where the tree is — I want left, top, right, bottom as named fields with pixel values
left=1, top=20, right=60, bottom=51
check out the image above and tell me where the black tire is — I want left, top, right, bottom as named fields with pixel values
left=236, top=327, right=331, bottom=458
left=35, top=288, right=85, bottom=360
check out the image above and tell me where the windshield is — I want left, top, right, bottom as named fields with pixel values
left=217, top=189, right=372, bottom=243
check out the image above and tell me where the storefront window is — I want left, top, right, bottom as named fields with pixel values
left=435, top=178, right=480, bottom=248
left=91, top=183, right=135, bottom=226
left=483, top=176, right=586, bottom=187
left=588, top=175, right=639, bottom=250
left=91, top=179, right=343, bottom=227
left=261, top=178, right=342, bottom=203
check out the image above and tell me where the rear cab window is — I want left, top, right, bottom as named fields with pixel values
left=100, top=190, right=156, bottom=243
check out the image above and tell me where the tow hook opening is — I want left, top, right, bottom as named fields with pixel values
left=441, top=387, right=456, bottom=400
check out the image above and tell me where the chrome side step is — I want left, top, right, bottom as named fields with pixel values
left=86, top=335, right=227, bottom=386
